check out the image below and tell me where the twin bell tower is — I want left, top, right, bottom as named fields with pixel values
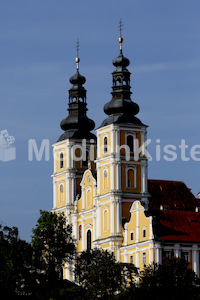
left=52, top=24, right=150, bottom=280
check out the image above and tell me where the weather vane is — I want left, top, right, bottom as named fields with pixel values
left=118, top=19, right=123, bottom=52
left=76, top=38, right=80, bottom=70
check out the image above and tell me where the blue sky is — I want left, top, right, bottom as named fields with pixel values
left=0, top=0, right=200, bottom=241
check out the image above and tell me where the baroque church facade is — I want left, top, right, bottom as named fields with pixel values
left=51, top=35, right=200, bottom=281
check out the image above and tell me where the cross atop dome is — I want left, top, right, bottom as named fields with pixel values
left=118, top=19, right=123, bottom=52
left=76, top=39, right=80, bottom=70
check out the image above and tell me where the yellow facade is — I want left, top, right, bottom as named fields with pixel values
left=52, top=115, right=152, bottom=278
left=52, top=120, right=152, bottom=281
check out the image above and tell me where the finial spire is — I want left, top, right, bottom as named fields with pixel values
left=118, top=19, right=123, bottom=53
left=119, top=18, right=123, bottom=37
left=75, top=38, right=80, bottom=70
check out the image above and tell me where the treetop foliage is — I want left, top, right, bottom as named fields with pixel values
left=1, top=211, right=200, bottom=300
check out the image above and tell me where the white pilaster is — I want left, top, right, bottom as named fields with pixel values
left=116, top=199, right=119, bottom=233
left=124, top=249, right=128, bottom=263
left=115, top=162, right=121, bottom=191
left=149, top=216, right=153, bottom=240
left=155, top=244, right=162, bottom=264
left=115, top=128, right=120, bottom=154
left=66, top=141, right=71, bottom=169
left=116, top=197, right=122, bottom=234
left=96, top=199, right=101, bottom=239
left=66, top=174, right=70, bottom=205
left=110, top=161, right=114, bottom=190
left=174, top=244, right=181, bottom=258
left=97, top=165, right=100, bottom=195
left=116, top=243, right=120, bottom=262
left=135, top=202, right=139, bottom=243
left=124, top=224, right=128, bottom=246
left=110, top=196, right=115, bottom=235
left=136, top=247, right=139, bottom=268
left=97, top=132, right=100, bottom=159
left=111, top=126, right=114, bottom=154
left=192, top=245, right=199, bottom=276
left=71, top=175, right=75, bottom=204
left=149, top=243, right=153, bottom=265
left=141, top=130, right=145, bottom=155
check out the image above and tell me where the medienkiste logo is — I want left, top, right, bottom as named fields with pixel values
left=0, top=129, right=16, bottom=162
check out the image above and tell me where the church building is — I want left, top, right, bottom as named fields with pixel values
left=51, top=33, right=200, bottom=281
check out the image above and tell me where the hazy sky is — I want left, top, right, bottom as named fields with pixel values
left=1, top=0, right=200, bottom=241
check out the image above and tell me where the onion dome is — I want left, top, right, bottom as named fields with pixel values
left=58, top=54, right=96, bottom=142
left=100, top=34, right=145, bottom=128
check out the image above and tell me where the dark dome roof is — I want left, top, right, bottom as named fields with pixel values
left=104, top=98, right=139, bottom=116
left=70, top=70, right=86, bottom=85
left=112, top=53, right=130, bottom=68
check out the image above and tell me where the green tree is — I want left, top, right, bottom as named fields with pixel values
left=139, top=258, right=200, bottom=300
left=75, top=249, right=138, bottom=300
left=32, top=210, right=76, bottom=299
left=0, top=225, right=33, bottom=297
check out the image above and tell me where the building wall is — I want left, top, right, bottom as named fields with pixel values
left=52, top=129, right=200, bottom=281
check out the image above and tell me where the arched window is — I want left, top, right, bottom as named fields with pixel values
left=103, top=169, right=108, bottom=189
left=143, top=227, right=146, bottom=238
left=130, top=255, right=133, bottom=264
left=130, top=231, right=134, bottom=241
left=127, top=168, right=135, bottom=188
left=103, top=208, right=109, bottom=231
left=59, top=184, right=64, bottom=203
left=103, top=136, right=108, bottom=153
left=78, top=225, right=82, bottom=241
left=127, top=135, right=134, bottom=153
left=60, top=152, right=64, bottom=169
left=116, top=77, right=121, bottom=85
left=86, top=230, right=92, bottom=251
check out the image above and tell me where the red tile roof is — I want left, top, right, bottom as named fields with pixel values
left=147, top=180, right=200, bottom=243
left=157, top=210, right=200, bottom=242
left=148, top=179, right=200, bottom=212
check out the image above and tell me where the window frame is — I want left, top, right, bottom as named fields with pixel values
left=181, top=251, right=190, bottom=263
left=103, top=206, right=109, bottom=232
left=126, top=166, right=137, bottom=189
left=126, top=132, right=136, bottom=154
left=86, top=229, right=92, bottom=251
left=127, top=134, right=134, bottom=153
left=103, top=135, right=108, bottom=154
left=130, top=255, right=134, bottom=264
left=59, top=182, right=64, bottom=203
left=103, top=167, right=109, bottom=190
left=142, top=227, right=147, bottom=238
left=142, top=252, right=146, bottom=265
left=59, top=152, right=64, bottom=169
left=130, top=230, right=134, bottom=241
